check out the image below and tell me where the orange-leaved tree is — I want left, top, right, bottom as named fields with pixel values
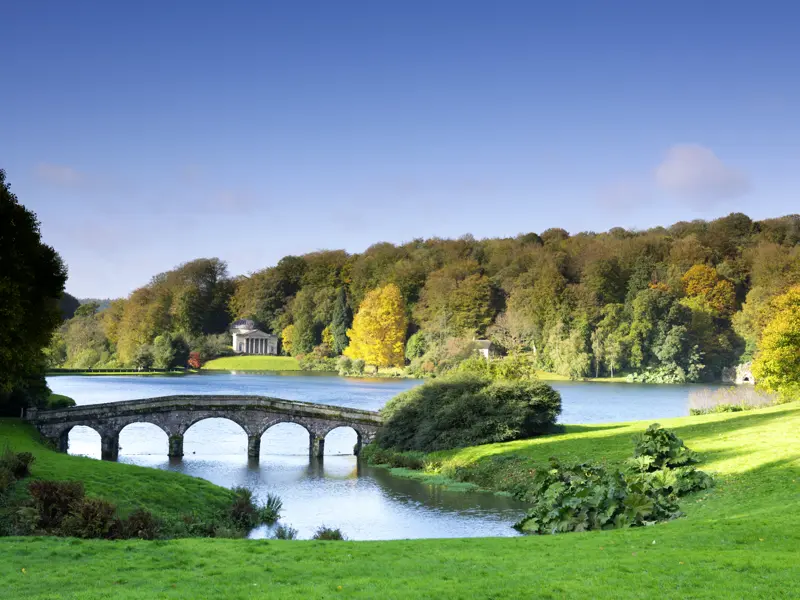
left=344, top=284, right=407, bottom=368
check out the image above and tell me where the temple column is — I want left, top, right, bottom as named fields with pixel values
left=168, top=434, right=184, bottom=458
left=310, top=434, right=325, bottom=458
left=247, top=435, right=261, bottom=459
left=101, top=433, right=119, bottom=461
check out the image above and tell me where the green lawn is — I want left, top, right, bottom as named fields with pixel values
left=535, top=370, right=628, bottom=383
left=0, top=419, right=233, bottom=521
left=1, top=404, right=799, bottom=598
left=202, top=355, right=302, bottom=371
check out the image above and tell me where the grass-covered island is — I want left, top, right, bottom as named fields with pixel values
left=1, top=401, right=798, bottom=598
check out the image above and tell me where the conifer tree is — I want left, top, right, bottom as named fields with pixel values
left=330, top=287, right=352, bottom=354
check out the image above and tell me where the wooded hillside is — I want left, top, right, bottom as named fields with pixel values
left=50, top=213, right=800, bottom=388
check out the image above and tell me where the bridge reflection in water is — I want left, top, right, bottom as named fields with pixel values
left=25, top=395, right=382, bottom=461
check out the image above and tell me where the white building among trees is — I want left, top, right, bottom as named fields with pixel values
left=230, top=319, right=279, bottom=355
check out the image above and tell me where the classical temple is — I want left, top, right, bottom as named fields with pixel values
left=230, top=319, right=279, bottom=355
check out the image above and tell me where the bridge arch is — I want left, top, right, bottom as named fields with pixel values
left=65, top=424, right=102, bottom=459
left=180, top=414, right=253, bottom=437
left=320, top=425, right=363, bottom=456
left=181, top=416, right=251, bottom=458
left=118, top=422, right=169, bottom=457
left=256, top=420, right=312, bottom=457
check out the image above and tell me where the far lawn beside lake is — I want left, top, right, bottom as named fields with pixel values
left=201, top=355, right=302, bottom=371
left=1, top=402, right=798, bottom=598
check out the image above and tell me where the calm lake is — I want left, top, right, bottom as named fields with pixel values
left=46, top=372, right=715, bottom=540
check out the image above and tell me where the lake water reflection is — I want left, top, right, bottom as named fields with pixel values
left=46, top=372, right=716, bottom=540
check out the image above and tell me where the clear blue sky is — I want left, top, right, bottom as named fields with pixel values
left=3, top=1, right=799, bottom=298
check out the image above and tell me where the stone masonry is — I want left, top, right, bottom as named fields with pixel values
left=25, top=395, right=382, bottom=461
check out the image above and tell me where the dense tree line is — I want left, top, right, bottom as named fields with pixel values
left=50, top=212, right=800, bottom=391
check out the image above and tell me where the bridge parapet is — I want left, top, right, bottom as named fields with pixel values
left=26, top=395, right=383, bottom=461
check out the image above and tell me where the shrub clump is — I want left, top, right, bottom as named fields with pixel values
left=1, top=448, right=35, bottom=479
left=359, top=445, right=427, bottom=470
left=514, top=424, right=713, bottom=535
left=28, top=479, right=85, bottom=529
left=46, top=394, right=77, bottom=409
left=118, top=508, right=162, bottom=540
left=273, top=524, right=298, bottom=540
left=377, top=374, right=562, bottom=452
left=259, top=493, right=283, bottom=525
left=229, top=487, right=284, bottom=530
left=60, top=497, right=117, bottom=539
left=312, top=526, right=346, bottom=541
left=0, top=467, right=15, bottom=495
left=229, top=487, right=259, bottom=529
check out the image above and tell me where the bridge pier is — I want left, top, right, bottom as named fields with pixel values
left=168, top=434, right=184, bottom=459
left=100, top=433, right=119, bottom=461
left=44, top=430, right=70, bottom=453
left=310, top=434, right=325, bottom=458
left=353, top=436, right=362, bottom=456
left=247, top=435, right=261, bottom=459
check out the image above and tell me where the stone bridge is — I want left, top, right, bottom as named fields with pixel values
left=24, top=395, right=383, bottom=461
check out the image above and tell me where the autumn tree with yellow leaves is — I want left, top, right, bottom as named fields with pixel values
left=345, top=284, right=407, bottom=368
left=681, top=264, right=736, bottom=315
left=752, top=285, right=800, bottom=398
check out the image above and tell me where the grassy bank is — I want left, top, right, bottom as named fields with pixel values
left=2, top=405, right=799, bottom=598
left=47, top=370, right=189, bottom=377
left=201, top=356, right=302, bottom=371
left=0, top=420, right=233, bottom=522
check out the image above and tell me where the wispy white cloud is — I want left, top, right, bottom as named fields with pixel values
left=35, top=163, right=84, bottom=186
left=655, top=144, right=749, bottom=203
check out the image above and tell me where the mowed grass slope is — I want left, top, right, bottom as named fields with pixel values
left=201, top=355, right=302, bottom=371
left=0, top=419, right=233, bottom=520
left=2, top=404, right=799, bottom=599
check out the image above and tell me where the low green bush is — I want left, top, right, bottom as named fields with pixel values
left=273, top=524, right=298, bottom=540
left=514, top=424, right=712, bottom=535
left=457, top=354, right=538, bottom=381
left=118, top=508, right=162, bottom=540
left=229, top=487, right=259, bottom=529
left=60, top=497, right=117, bottom=539
left=229, top=487, right=284, bottom=530
left=690, top=404, right=747, bottom=415
left=337, top=356, right=367, bottom=376
left=312, top=526, right=346, bottom=541
left=46, top=394, right=77, bottom=410
left=297, top=355, right=338, bottom=371
left=0, top=448, right=35, bottom=478
left=630, top=423, right=700, bottom=470
left=0, top=467, right=14, bottom=495
left=377, top=374, right=562, bottom=452
left=259, top=493, right=283, bottom=525
left=359, top=445, right=428, bottom=470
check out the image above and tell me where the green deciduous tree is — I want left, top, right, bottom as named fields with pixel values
left=0, top=170, right=67, bottom=413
